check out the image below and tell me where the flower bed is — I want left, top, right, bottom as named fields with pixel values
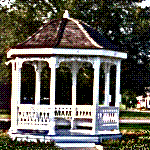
left=102, top=130, right=150, bottom=149
left=0, top=130, right=62, bottom=150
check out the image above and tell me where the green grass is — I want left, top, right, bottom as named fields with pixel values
left=120, top=123, right=150, bottom=132
left=0, top=109, right=10, bottom=119
left=0, top=109, right=10, bottom=115
left=119, top=111, right=150, bottom=119
left=0, top=115, right=10, bottom=119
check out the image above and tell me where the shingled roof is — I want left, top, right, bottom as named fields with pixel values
left=14, top=17, right=120, bottom=51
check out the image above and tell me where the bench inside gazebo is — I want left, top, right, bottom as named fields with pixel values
left=6, top=11, right=127, bottom=146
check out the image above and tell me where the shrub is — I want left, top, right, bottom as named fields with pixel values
left=0, top=130, right=61, bottom=150
left=102, top=132, right=150, bottom=149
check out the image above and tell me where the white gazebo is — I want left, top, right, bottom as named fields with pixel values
left=6, top=11, right=127, bottom=145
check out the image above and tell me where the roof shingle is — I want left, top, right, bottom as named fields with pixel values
left=14, top=18, right=120, bottom=51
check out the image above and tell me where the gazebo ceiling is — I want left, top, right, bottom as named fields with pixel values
left=14, top=17, right=120, bottom=51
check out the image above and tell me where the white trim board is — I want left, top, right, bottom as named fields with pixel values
left=7, top=48, right=127, bottom=59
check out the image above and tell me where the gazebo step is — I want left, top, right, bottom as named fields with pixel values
left=9, top=130, right=122, bottom=146
left=56, top=143, right=96, bottom=148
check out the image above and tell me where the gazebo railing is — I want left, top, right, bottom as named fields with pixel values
left=17, top=105, right=53, bottom=130
left=75, top=105, right=94, bottom=118
left=97, top=106, right=119, bottom=131
left=17, top=104, right=119, bottom=131
left=54, top=105, right=94, bottom=118
left=55, top=105, right=72, bottom=118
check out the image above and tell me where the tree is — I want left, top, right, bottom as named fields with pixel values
left=12, top=0, right=149, bottom=64
left=0, top=0, right=149, bottom=93
left=122, top=89, right=137, bottom=109
left=0, top=5, right=43, bottom=84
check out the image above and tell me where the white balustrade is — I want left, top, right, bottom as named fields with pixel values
left=17, top=104, right=118, bottom=132
left=55, top=105, right=72, bottom=119
left=17, top=105, right=52, bottom=130
left=75, top=105, right=94, bottom=118
left=97, top=106, right=119, bottom=131
left=99, top=106, right=118, bottom=123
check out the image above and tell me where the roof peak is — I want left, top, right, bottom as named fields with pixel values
left=13, top=16, right=120, bottom=51
left=63, top=10, right=70, bottom=18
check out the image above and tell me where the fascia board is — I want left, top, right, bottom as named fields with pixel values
left=7, top=48, right=127, bottom=59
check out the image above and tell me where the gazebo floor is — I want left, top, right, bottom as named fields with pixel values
left=9, top=128, right=122, bottom=147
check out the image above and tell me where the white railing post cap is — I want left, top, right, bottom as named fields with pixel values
left=63, top=10, right=70, bottom=18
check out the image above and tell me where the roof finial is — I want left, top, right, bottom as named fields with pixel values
left=63, top=10, right=70, bottom=18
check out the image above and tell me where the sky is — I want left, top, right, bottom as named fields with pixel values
left=0, top=0, right=13, bottom=8
left=0, top=0, right=17, bottom=8
left=0, top=0, right=150, bottom=8
left=136, top=0, right=150, bottom=8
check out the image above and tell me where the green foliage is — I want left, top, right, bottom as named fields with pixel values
left=0, top=109, right=10, bottom=115
left=13, top=0, right=150, bottom=66
left=0, top=132, right=60, bottom=150
left=102, top=132, right=150, bottom=149
left=0, top=0, right=149, bottom=91
left=121, top=89, right=137, bottom=108
left=12, top=0, right=150, bottom=72
left=119, top=104, right=126, bottom=110
left=0, top=5, right=43, bottom=84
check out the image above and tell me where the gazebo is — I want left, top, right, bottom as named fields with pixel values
left=6, top=11, right=127, bottom=146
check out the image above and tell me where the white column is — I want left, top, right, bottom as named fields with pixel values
left=71, top=61, right=78, bottom=130
left=104, top=63, right=111, bottom=106
left=48, top=57, right=56, bottom=135
left=92, top=58, right=100, bottom=134
left=9, top=58, right=22, bottom=133
left=16, top=60, right=22, bottom=105
left=35, top=61, right=42, bottom=105
left=115, top=61, right=121, bottom=107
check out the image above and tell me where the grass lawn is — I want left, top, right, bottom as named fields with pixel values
left=120, top=123, right=150, bottom=132
left=0, top=110, right=10, bottom=120
left=120, top=110, right=150, bottom=120
left=0, top=109, right=10, bottom=114
left=0, top=115, right=10, bottom=119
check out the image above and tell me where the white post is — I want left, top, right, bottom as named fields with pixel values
left=104, top=63, right=111, bottom=106
left=48, top=57, right=56, bottom=135
left=16, top=59, right=22, bottom=105
left=71, top=61, right=78, bottom=130
left=92, top=58, right=100, bottom=134
left=9, top=58, right=22, bottom=133
left=115, top=61, right=121, bottom=107
left=35, top=61, right=42, bottom=105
